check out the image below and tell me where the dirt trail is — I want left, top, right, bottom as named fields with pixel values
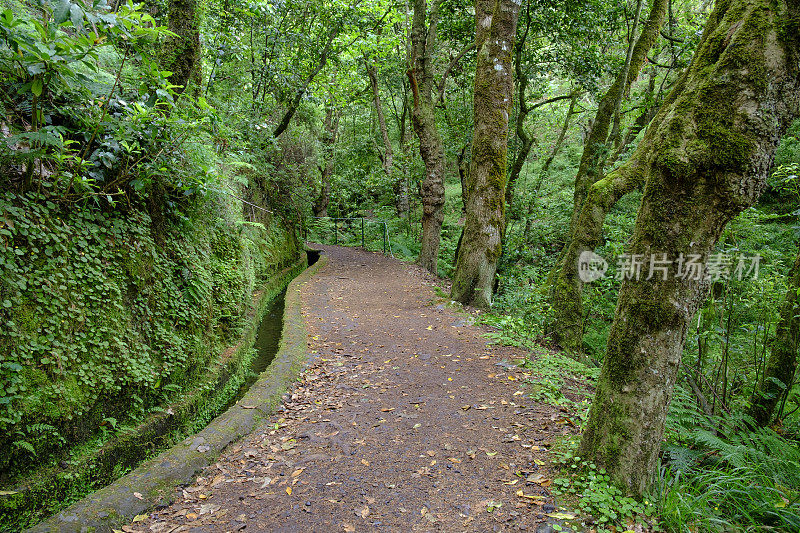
left=129, top=245, right=574, bottom=532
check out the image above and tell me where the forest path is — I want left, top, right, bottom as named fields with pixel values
left=129, top=245, right=572, bottom=532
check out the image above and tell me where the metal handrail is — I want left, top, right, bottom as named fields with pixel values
left=310, top=216, right=394, bottom=257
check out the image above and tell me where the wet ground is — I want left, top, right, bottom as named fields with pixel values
left=125, top=245, right=576, bottom=532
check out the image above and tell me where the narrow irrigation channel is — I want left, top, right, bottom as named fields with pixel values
left=19, top=252, right=328, bottom=532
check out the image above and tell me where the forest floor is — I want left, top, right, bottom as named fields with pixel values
left=126, top=244, right=578, bottom=532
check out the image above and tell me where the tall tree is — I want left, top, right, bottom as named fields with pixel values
left=579, top=0, right=800, bottom=495
left=367, top=60, right=398, bottom=213
left=314, top=106, right=341, bottom=218
left=450, top=0, right=520, bottom=308
left=548, top=0, right=669, bottom=352
left=165, top=0, right=202, bottom=93
left=408, top=0, right=446, bottom=274
left=749, top=245, right=800, bottom=426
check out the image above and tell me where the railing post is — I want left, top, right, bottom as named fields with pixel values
left=361, top=218, right=365, bottom=249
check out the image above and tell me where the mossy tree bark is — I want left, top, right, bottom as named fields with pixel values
left=450, top=0, right=520, bottom=308
left=409, top=0, right=446, bottom=274
left=548, top=0, right=668, bottom=352
left=579, top=0, right=800, bottom=496
left=165, top=0, right=202, bottom=94
left=749, top=245, right=800, bottom=426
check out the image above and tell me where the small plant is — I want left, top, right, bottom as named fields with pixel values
left=551, top=440, right=654, bottom=532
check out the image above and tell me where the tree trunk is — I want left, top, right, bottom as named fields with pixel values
left=165, top=0, right=201, bottom=94
left=749, top=245, right=800, bottom=426
left=395, top=92, right=411, bottom=219
left=313, top=107, right=340, bottom=218
left=450, top=0, right=520, bottom=308
left=548, top=0, right=668, bottom=352
left=409, top=0, right=446, bottom=274
left=579, top=0, right=800, bottom=496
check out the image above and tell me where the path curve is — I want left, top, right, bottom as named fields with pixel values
left=128, top=245, right=569, bottom=532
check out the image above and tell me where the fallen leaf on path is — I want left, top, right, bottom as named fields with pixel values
left=241, top=405, right=257, bottom=409
left=286, top=487, right=292, bottom=495
left=361, top=459, right=370, bottom=466
left=546, top=512, right=576, bottom=520
left=486, top=501, right=503, bottom=513
left=516, top=489, right=545, bottom=501
left=133, top=492, right=144, bottom=500
left=132, top=514, right=148, bottom=522
left=343, top=524, right=355, bottom=532
left=199, top=503, right=221, bottom=515
left=534, top=458, right=546, bottom=466
left=291, top=468, right=305, bottom=478
left=527, top=473, right=548, bottom=483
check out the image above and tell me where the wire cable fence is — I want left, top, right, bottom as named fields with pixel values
left=308, top=217, right=394, bottom=257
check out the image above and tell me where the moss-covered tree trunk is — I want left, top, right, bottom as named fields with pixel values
left=450, top=0, right=520, bottom=308
left=165, top=0, right=201, bottom=94
left=548, top=0, right=668, bottom=352
left=409, top=0, right=446, bottom=274
left=579, top=0, right=800, bottom=496
left=750, top=245, right=800, bottom=426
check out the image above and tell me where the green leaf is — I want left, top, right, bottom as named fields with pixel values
left=69, top=3, right=83, bottom=30
left=53, top=0, right=71, bottom=24
left=31, top=78, right=43, bottom=97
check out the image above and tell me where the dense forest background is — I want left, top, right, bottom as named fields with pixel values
left=1, top=0, right=800, bottom=530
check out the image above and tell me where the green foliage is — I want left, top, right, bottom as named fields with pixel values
left=654, top=399, right=800, bottom=532
left=0, top=0, right=197, bottom=199
left=551, top=440, right=653, bottom=531
left=0, top=187, right=298, bottom=477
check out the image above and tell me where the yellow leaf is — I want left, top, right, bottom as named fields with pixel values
left=0, top=490, right=19, bottom=496
left=361, top=459, right=370, bottom=466
left=426, top=326, right=433, bottom=330
left=291, top=468, right=305, bottom=478
left=546, top=512, right=575, bottom=520
left=132, top=514, right=148, bottom=522
left=286, top=487, right=292, bottom=495
left=534, top=458, right=545, bottom=466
